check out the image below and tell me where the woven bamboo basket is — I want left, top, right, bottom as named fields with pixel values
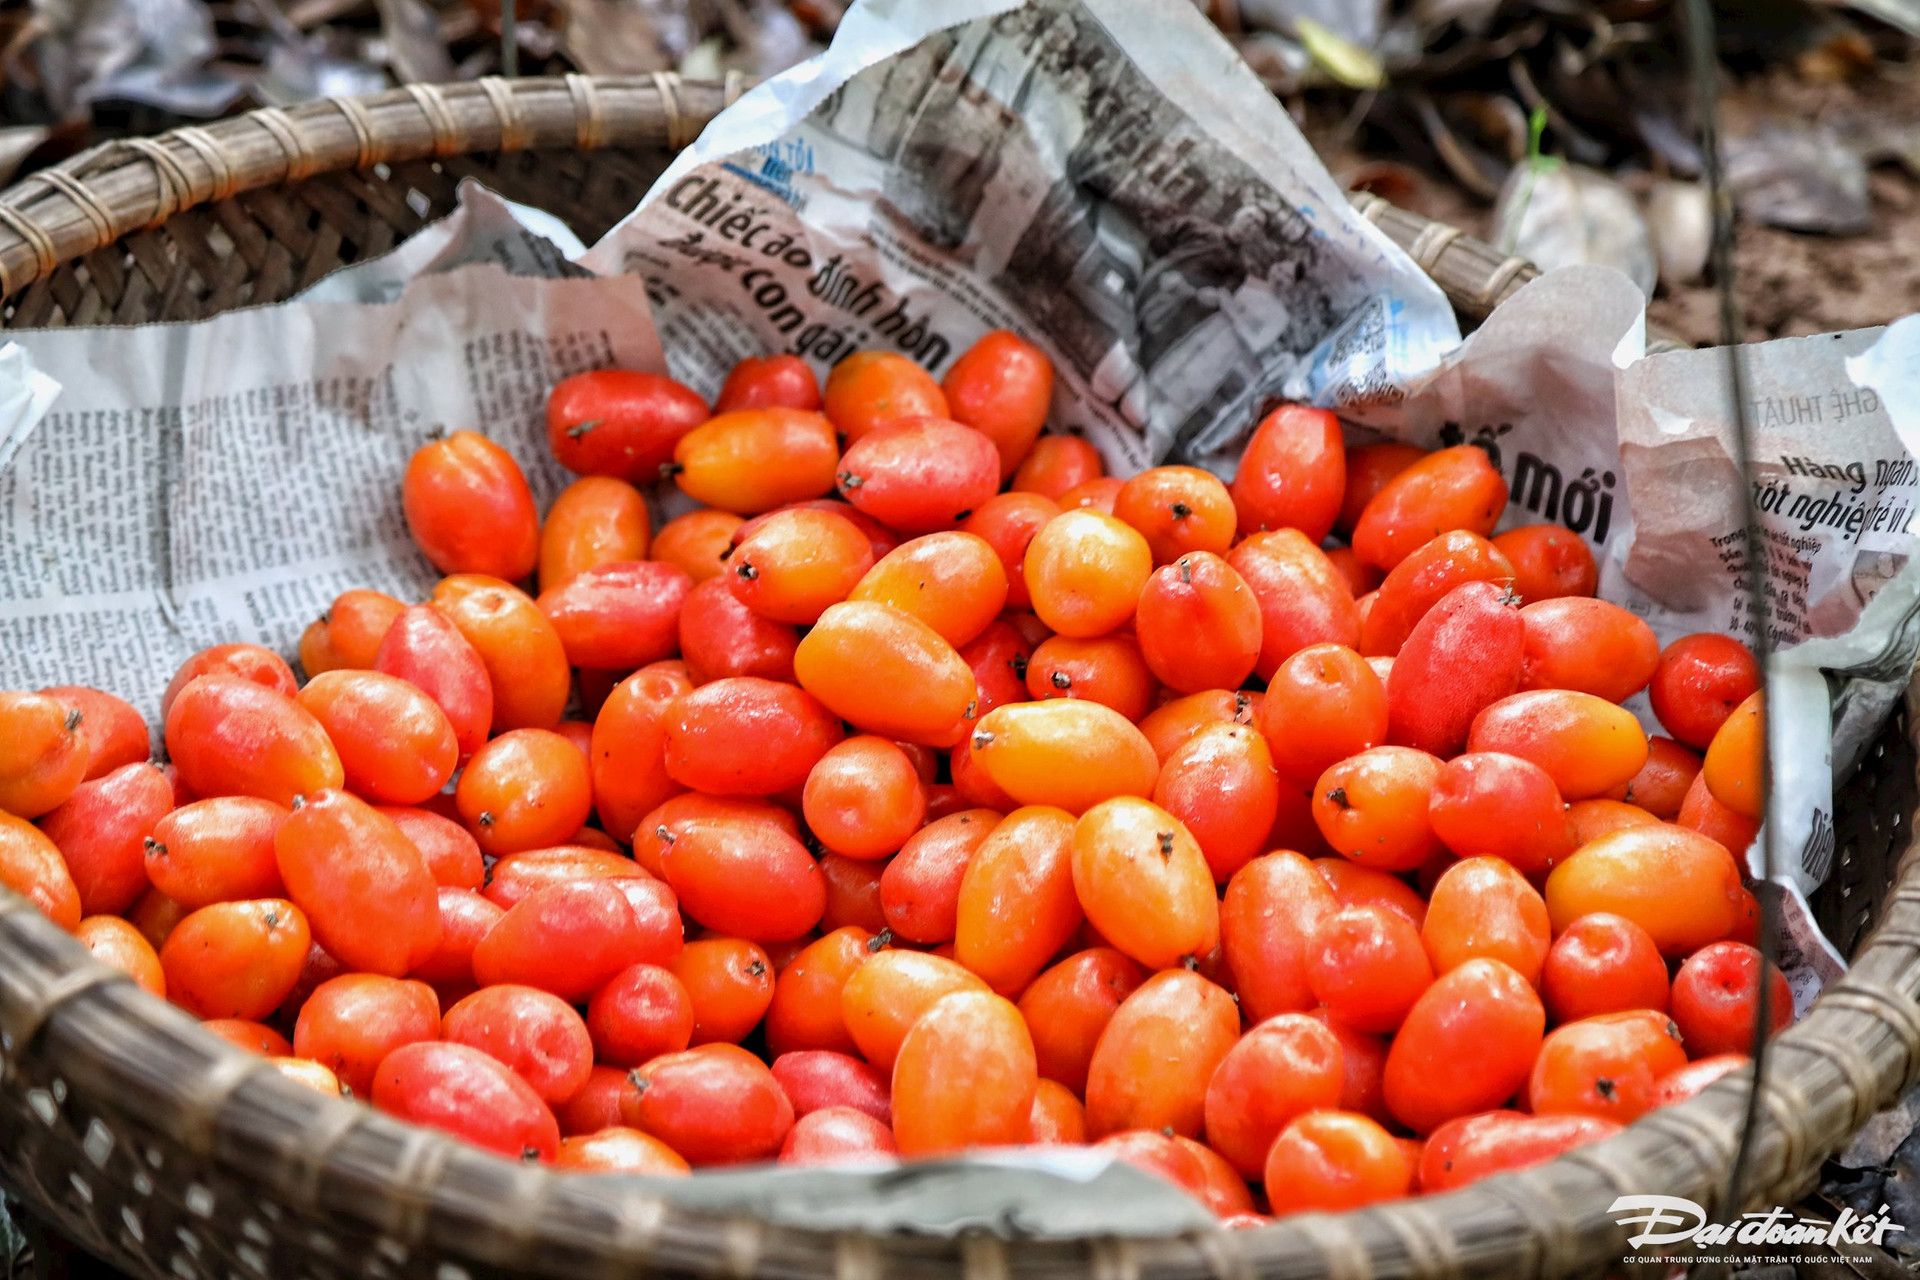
left=1, top=75, right=1918, bottom=1280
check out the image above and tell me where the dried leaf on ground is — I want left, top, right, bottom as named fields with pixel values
left=1726, top=123, right=1873, bottom=235
left=371, top=0, right=451, bottom=83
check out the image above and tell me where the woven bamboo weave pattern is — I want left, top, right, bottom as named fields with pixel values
left=0, top=75, right=1910, bottom=1280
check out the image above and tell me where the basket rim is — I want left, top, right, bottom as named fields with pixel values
left=0, top=77, right=1904, bottom=1280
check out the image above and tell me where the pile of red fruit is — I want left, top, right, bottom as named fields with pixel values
left=0, top=330, right=1776, bottom=1219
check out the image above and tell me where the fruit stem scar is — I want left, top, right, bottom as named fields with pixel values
left=655, top=825, right=674, bottom=844
left=1179, top=558, right=1192, bottom=583
left=736, top=562, right=758, bottom=580
left=838, top=471, right=865, bottom=488
left=565, top=419, right=602, bottom=439
left=1050, top=671, right=1071, bottom=689
left=478, top=811, right=495, bottom=827
left=1157, top=830, right=1175, bottom=856
left=64, top=708, right=82, bottom=732
left=1326, top=787, right=1350, bottom=809
left=1170, top=502, right=1192, bottom=520
left=869, top=928, right=894, bottom=952
left=972, top=730, right=994, bottom=750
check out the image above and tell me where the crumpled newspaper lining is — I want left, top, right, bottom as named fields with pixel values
left=1, top=0, right=1917, bottom=1236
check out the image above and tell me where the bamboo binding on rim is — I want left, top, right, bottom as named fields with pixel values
left=0, top=76, right=1913, bottom=1280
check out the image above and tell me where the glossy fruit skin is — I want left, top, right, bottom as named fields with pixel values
left=842, top=950, right=989, bottom=1071
left=1670, top=941, right=1793, bottom=1058
left=892, top=990, right=1038, bottom=1155
left=1222, top=851, right=1338, bottom=1022
left=1386, top=581, right=1524, bottom=758
left=1336, top=443, right=1426, bottom=537
left=1094, top=1129, right=1210, bottom=1198
left=1362, top=531, right=1516, bottom=658
left=1229, top=530, right=1360, bottom=679
left=1262, top=645, right=1386, bottom=786
left=680, top=575, right=800, bottom=686
left=126, top=887, right=186, bottom=951
left=1567, top=799, right=1658, bottom=846
left=663, top=937, right=769, bottom=1045
left=1071, top=798, right=1218, bottom=970
left=1204, top=1014, right=1347, bottom=1176
left=805, top=737, right=929, bottom=860
left=1426, top=752, right=1574, bottom=877
left=1084, top=969, right=1239, bottom=1139
left=557, top=1127, right=693, bottom=1175
left=1520, top=598, right=1660, bottom=703
left=1383, top=958, right=1545, bottom=1133
left=762, top=928, right=874, bottom=1057
left=402, top=431, right=540, bottom=580
left=1114, top=466, right=1237, bottom=564
left=301, top=590, right=408, bottom=679
left=1012, top=434, right=1103, bottom=500
left=1531, top=1008, right=1688, bottom=1121
left=586, top=670, right=690, bottom=845
left=1313, top=859, right=1427, bottom=929
left=770, top=1050, right=892, bottom=1125
left=834, top=416, right=1000, bottom=535
left=795, top=602, right=976, bottom=747
left=1468, top=690, right=1649, bottom=800
left=373, top=605, right=494, bottom=758
left=962, top=494, right=1061, bottom=611
left=412, top=888, right=504, bottom=988
left=1352, top=444, right=1508, bottom=570
left=779, top=1106, right=900, bottom=1166
left=437, top=984, right=595, bottom=1105
left=271, top=1058, right=339, bottom=1096
left=1607, top=736, right=1702, bottom=821
left=583, top=963, right=694, bottom=1069
left=940, top=331, right=1053, bottom=477
left=547, top=370, right=708, bottom=482
left=1028, top=1080, right=1089, bottom=1147
left=380, top=807, right=484, bottom=891
left=477, top=879, right=674, bottom=1000
left=665, top=677, right=844, bottom=797
left=294, top=973, right=441, bottom=1096
left=1544, top=825, right=1745, bottom=957
left=850, top=532, right=1009, bottom=649
left=968, top=701, right=1158, bottom=814
left=297, top=671, right=458, bottom=806
left=1307, top=904, right=1433, bottom=1035
left=41, top=687, right=149, bottom=781
left=630, top=1043, right=796, bottom=1165
left=673, top=409, right=840, bottom=515
left=1650, top=633, right=1761, bottom=750
left=1152, top=724, right=1280, bottom=883
left=1418, top=1111, right=1620, bottom=1193
left=658, top=807, right=824, bottom=942
left=164, top=677, right=343, bottom=808
left=536, top=561, right=692, bottom=670
left=880, top=809, right=999, bottom=943
left=162, top=645, right=299, bottom=721
left=953, top=806, right=1082, bottom=994
left=823, top=351, right=949, bottom=442
left=1263, top=1111, right=1411, bottom=1215
left=1230, top=405, right=1345, bottom=542
left=482, top=847, right=652, bottom=911
left=432, top=577, right=571, bottom=733
left=160, top=899, right=311, bottom=1020
left=652, top=509, right=746, bottom=584
left=1022, top=634, right=1153, bottom=721
left=1651, top=1053, right=1749, bottom=1107
left=457, top=729, right=594, bottom=855
left=703, top=354, right=818, bottom=416
left=200, top=1019, right=292, bottom=1056
left=1492, top=525, right=1599, bottom=602
left=275, top=790, right=440, bottom=977
left=1677, top=770, right=1760, bottom=859
left=1134, top=553, right=1262, bottom=694
left=38, top=762, right=173, bottom=916
left=1006, top=949, right=1142, bottom=1097
left=1542, top=912, right=1671, bottom=1023
left=372, top=1041, right=560, bottom=1161
left=1313, top=746, right=1444, bottom=872
left=1702, top=690, right=1764, bottom=820
left=1421, top=856, right=1552, bottom=985
left=724, top=509, right=871, bottom=627
left=75, top=915, right=166, bottom=996
left=538, top=476, right=651, bottom=594
left=1023, top=510, right=1152, bottom=638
